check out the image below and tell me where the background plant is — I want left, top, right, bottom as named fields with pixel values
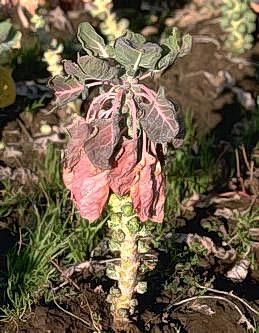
left=220, top=0, right=256, bottom=53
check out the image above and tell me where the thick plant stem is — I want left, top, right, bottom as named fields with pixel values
left=113, top=210, right=139, bottom=325
left=107, top=194, right=146, bottom=330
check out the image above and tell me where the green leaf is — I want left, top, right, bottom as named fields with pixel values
left=77, top=22, right=108, bottom=58
left=114, top=36, right=141, bottom=70
left=140, top=42, right=162, bottom=69
left=125, top=31, right=146, bottom=48
left=158, top=28, right=192, bottom=70
left=63, top=56, right=119, bottom=82
left=114, top=32, right=162, bottom=71
left=0, top=20, right=21, bottom=55
left=78, top=55, right=119, bottom=80
left=180, top=34, right=192, bottom=57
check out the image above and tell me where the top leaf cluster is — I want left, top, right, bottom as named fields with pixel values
left=78, top=22, right=191, bottom=75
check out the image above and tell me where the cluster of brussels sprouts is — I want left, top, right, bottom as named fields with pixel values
left=220, top=0, right=256, bottom=53
left=106, top=194, right=157, bottom=326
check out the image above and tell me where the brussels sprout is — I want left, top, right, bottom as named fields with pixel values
left=109, top=239, right=120, bottom=252
left=138, top=240, right=150, bottom=253
left=122, top=203, right=134, bottom=216
left=112, top=229, right=125, bottom=242
left=135, top=281, right=147, bottom=294
left=108, top=213, right=121, bottom=229
left=106, top=264, right=119, bottom=280
left=127, top=217, right=140, bottom=234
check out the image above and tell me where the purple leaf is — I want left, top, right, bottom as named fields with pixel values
left=138, top=86, right=180, bottom=144
left=50, top=75, right=85, bottom=106
left=63, top=116, right=91, bottom=169
left=84, top=117, right=120, bottom=170
left=63, top=60, right=86, bottom=82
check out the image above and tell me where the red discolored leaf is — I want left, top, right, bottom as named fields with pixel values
left=109, top=139, right=137, bottom=196
left=130, top=153, right=165, bottom=223
left=151, top=160, right=165, bottom=222
left=69, top=153, right=110, bottom=222
left=50, top=75, right=85, bottom=106
left=84, top=117, right=120, bottom=170
left=63, top=167, right=74, bottom=190
left=63, top=116, right=92, bottom=169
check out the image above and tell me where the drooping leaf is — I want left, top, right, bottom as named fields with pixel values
left=130, top=153, right=165, bottom=223
left=109, top=139, right=137, bottom=196
left=139, top=86, right=180, bottom=143
left=84, top=117, right=120, bottom=170
left=78, top=55, right=119, bottom=80
left=65, top=153, right=110, bottom=222
left=0, top=20, right=21, bottom=55
left=150, top=160, right=165, bottom=222
left=77, top=22, right=108, bottom=58
left=158, top=28, right=192, bottom=70
left=50, top=75, right=85, bottom=106
left=63, top=167, right=74, bottom=190
left=63, top=116, right=91, bottom=169
left=0, top=66, right=16, bottom=108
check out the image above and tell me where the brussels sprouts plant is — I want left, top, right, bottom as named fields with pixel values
left=50, top=22, right=192, bottom=330
left=220, top=0, right=256, bottom=53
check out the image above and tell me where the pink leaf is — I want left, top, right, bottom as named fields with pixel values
left=50, top=75, right=85, bottom=106
left=63, top=167, right=74, bottom=190
left=109, top=139, right=137, bottom=196
left=131, top=153, right=165, bottom=223
left=64, top=152, right=110, bottom=222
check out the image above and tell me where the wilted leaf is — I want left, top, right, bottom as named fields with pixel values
left=50, top=75, right=85, bottom=106
left=131, top=153, right=165, bottom=222
left=63, top=167, right=74, bottom=190
left=84, top=117, right=120, bottom=170
left=225, top=259, right=250, bottom=283
left=78, top=56, right=119, bottom=80
left=0, top=20, right=21, bottom=55
left=69, top=154, right=110, bottom=222
left=0, top=66, right=16, bottom=108
left=139, top=87, right=180, bottom=143
left=63, top=116, right=91, bottom=169
left=150, top=160, right=165, bottom=222
left=109, top=139, right=137, bottom=196
left=77, top=22, right=108, bottom=58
